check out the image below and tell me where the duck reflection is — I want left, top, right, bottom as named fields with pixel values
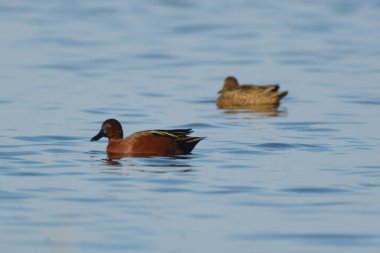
left=106, top=152, right=194, bottom=160
left=221, top=104, right=287, bottom=117
left=102, top=153, right=196, bottom=174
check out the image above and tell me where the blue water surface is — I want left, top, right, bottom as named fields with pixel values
left=0, top=1, right=379, bottom=253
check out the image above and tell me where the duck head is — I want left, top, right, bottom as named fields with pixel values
left=91, top=119, right=123, bottom=141
left=218, top=76, right=240, bottom=93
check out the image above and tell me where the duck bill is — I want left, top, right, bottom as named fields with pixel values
left=217, top=89, right=223, bottom=94
left=91, top=130, right=105, bottom=142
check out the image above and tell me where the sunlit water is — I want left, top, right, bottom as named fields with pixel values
left=1, top=1, right=380, bottom=252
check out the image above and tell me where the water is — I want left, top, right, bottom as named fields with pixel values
left=1, top=1, right=380, bottom=252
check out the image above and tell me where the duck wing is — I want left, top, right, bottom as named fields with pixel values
left=139, top=129, right=193, bottom=139
left=240, top=84, right=280, bottom=92
left=138, top=129, right=205, bottom=154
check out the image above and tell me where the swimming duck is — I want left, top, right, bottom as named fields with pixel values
left=91, top=119, right=204, bottom=156
left=217, top=76, right=288, bottom=108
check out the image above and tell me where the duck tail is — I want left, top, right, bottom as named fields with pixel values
left=177, top=137, right=205, bottom=154
left=271, top=90, right=288, bottom=99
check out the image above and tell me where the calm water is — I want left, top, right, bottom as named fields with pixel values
left=1, top=1, right=380, bottom=252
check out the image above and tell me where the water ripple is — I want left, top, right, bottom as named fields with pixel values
left=255, top=143, right=329, bottom=152
left=232, top=233, right=379, bottom=246
left=0, top=151, right=40, bottom=157
left=173, top=23, right=225, bottom=34
left=281, top=187, right=350, bottom=194
left=5, top=171, right=52, bottom=177
left=202, top=185, right=261, bottom=195
left=0, top=99, right=11, bottom=104
left=147, top=187, right=193, bottom=193
left=349, top=99, right=380, bottom=105
left=0, top=190, right=32, bottom=200
left=14, top=135, right=82, bottom=142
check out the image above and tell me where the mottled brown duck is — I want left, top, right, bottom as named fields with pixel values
left=217, top=76, right=288, bottom=108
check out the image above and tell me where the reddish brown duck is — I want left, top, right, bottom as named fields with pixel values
left=217, top=76, right=288, bottom=108
left=91, top=119, right=204, bottom=157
